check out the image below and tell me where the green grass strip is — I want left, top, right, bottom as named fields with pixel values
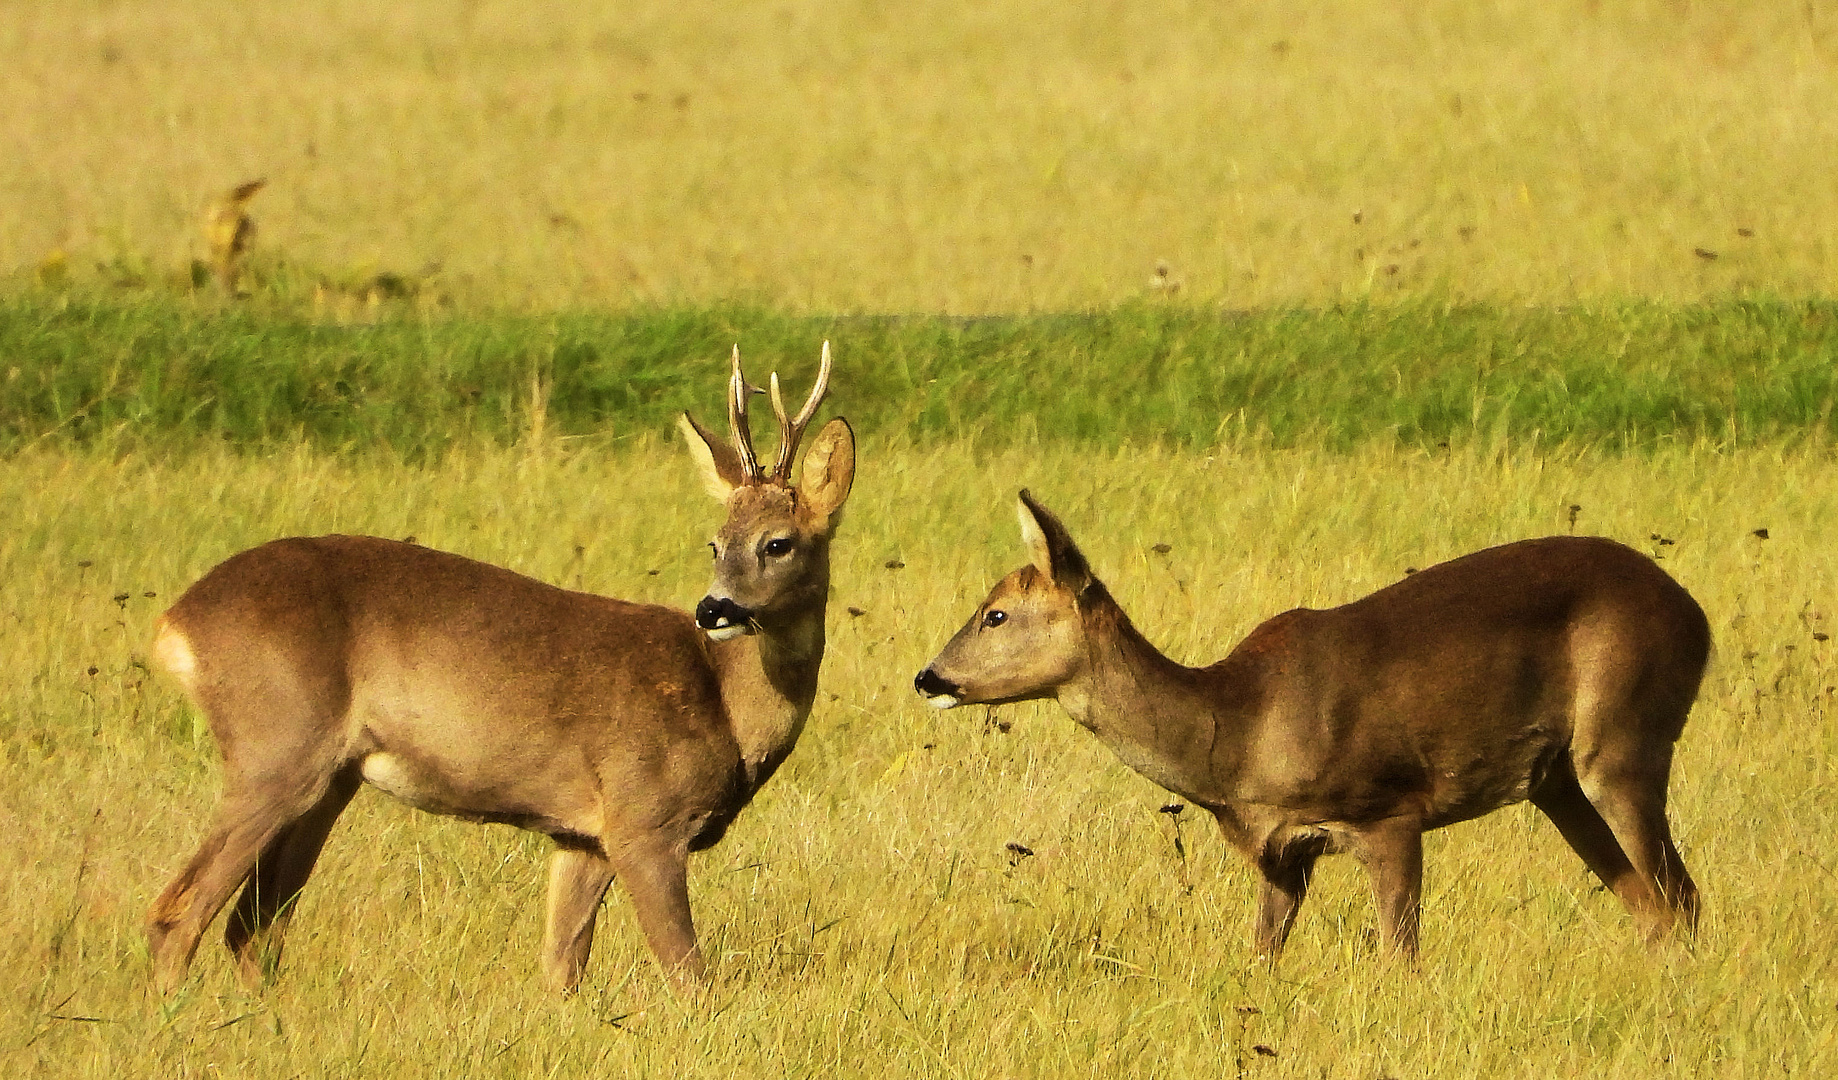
left=3, top=294, right=1835, bottom=455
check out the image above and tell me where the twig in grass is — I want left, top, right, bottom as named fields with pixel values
left=1086, top=950, right=1148, bottom=974
left=210, top=1011, right=257, bottom=1031
left=1160, top=803, right=1194, bottom=895
left=1233, top=1004, right=1260, bottom=1079
left=18, top=385, right=118, bottom=453
left=23, top=991, right=111, bottom=1047
left=46, top=855, right=91, bottom=963
left=1797, top=847, right=1838, bottom=886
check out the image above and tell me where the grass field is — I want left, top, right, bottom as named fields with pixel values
left=9, top=1, right=1838, bottom=310
left=4, top=434, right=1838, bottom=1076
left=8, top=0, right=1838, bottom=1074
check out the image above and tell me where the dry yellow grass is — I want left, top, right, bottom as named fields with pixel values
left=4, top=435, right=1837, bottom=1075
left=7, top=1, right=1838, bottom=310
left=8, top=6, right=1838, bottom=1068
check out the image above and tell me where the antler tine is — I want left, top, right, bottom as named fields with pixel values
left=797, top=341, right=835, bottom=429
left=768, top=371, right=791, bottom=477
left=727, top=344, right=762, bottom=482
left=770, top=340, right=834, bottom=480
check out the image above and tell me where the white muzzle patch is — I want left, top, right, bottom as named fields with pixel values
left=705, top=623, right=750, bottom=642
left=923, top=694, right=961, bottom=710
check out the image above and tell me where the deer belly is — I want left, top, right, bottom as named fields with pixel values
left=356, top=750, right=511, bottom=821
left=1424, top=738, right=1564, bottom=826
left=356, top=747, right=602, bottom=838
left=359, top=751, right=453, bottom=813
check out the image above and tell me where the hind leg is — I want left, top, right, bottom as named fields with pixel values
left=1577, top=755, right=1699, bottom=937
left=223, top=767, right=362, bottom=989
left=1564, top=617, right=1704, bottom=939
left=1573, top=742, right=1698, bottom=936
left=147, top=776, right=338, bottom=993
left=1530, top=760, right=1654, bottom=915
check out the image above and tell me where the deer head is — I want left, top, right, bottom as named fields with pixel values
left=916, top=490, right=1096, bottom=707
left=678, top=342, right=855, bottom=641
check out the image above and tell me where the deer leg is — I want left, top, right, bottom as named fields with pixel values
left=610, top=838, right=705, bottom=990
left=541, top=844, right=616, bottom=993
left=223, top=767, right=361, bottom=989
left=1568, top=646, right=1702, bottom=938
left=1252, top=846, right=1320, bottom=961
left=147, top=781, right=330, bottom=994
left=1530, top=761, right=1654, bottom=916
left=1577, top=759, right=1699, bottom=938
left=1351, top=817, right=1423, bottom=960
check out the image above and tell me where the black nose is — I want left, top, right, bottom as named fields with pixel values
left=696, top=596, right=753, bottom=630
left=914, top=668, right=960, bottom=699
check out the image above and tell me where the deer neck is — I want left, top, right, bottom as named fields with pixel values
left=1053, top=589, right=1250, bottom=805
left=709, top=594, right=827, bottom=792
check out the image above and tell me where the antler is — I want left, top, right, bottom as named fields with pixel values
left=769, top=340, right=833, bottom=481
left=727, top=345, right=763, bottom=483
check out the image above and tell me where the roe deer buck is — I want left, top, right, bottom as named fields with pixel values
left=147, top=344, right=854, bottom=993
left=915, top=491, right=1707, bottom=960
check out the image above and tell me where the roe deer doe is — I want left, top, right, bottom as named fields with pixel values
left=915, top=491, right=1707, bottom=960
left=147, top=344, right=854, bottom=992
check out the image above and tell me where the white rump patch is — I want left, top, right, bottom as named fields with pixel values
left=151, top=620, right=198, bottom=690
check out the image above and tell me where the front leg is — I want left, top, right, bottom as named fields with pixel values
left=611, top=836, right=707, bottom=991
left=542, top=845, right=616, bottom=993
left=1351, top=816, right=1424, bottom=960
left=1212, top=807, right=1323, bottom=962
left=1253, top=841, right=1323, bottom=960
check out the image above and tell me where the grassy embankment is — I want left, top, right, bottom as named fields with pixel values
left=5, top=295, right=1838, bottom=454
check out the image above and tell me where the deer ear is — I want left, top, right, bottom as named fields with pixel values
left=1017, top=490, right=1092, bottom=591
left=796, top=417, right=855, bottom=525
left=678, top=412, right=745, bottom=501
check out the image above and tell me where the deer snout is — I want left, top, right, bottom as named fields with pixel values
left=696, top=596, right=754, bottom=641
left=914, top=667, right=963, bottom=709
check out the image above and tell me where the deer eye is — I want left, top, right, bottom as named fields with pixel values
left=763, top=537, right=794, bottom=557
left=982, top=609, right=1007, bottom=628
